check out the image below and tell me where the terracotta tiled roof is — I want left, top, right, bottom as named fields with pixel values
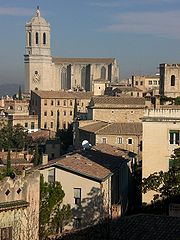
left=80, top=121, right=109, bottom=132
left=57, top=214, right=180, bottom=240
left=80, top=121, right=142, bottom=135
left=52, top=57, right=115, bottom=64
left=39, top=144, right=128, bottom=182
left=32, top=90, right=93, bottom=99
left=90, top=96, right=145, bottom=106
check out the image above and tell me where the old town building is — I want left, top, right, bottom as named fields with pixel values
left=30, top=90, right=93, bottom=131
left=24, top=8, right=119, bottom=93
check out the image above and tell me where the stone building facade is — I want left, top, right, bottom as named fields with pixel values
left=132, top=75, right=160, bottom=93
left=159, top=63, right=180, bottom=98
left=0, top=170, right=40, bottom=240
left=30, top=90, right=93, bottom=131
left=142, top=108, right=180, bottom=203
left=24, top=8, right=119, bottom=93
left=75, top=121, right=142, bottom=159
left=87, top=96, right=146, bottom=123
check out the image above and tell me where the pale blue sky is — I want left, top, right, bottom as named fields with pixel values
left=1, top=0, right=180, bottom=85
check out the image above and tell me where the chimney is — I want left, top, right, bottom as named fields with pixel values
left=42, top=154, right=48, bottom=165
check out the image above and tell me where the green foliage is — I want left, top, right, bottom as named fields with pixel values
left=142, top=168, right=180, bottom=202
left=39, top=175, right=72, bottom=239
left=32, top=144, right=41, bottom=166
left=6, top=149, right=12, bottom=176
left=0, top=123, right=29, bottom=151
left=175, top=96, right=180, bottom=105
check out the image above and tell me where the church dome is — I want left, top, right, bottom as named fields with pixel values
left=27, top=7, right=49, bottom=26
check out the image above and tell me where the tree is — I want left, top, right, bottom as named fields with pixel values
left=32, top=144, right=41, bottom=166
left=39, top=176, right=72, bottom=239
left=6, top=148, right=12, bottom=176
left=0, top=123, right=29, bottom=151
left=142, top=148, right=180, bottom=205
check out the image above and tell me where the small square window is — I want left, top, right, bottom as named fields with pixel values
left=5, top=189, right=10, bottom=196
left=102, top=137, right=107, bottom=144
left=44, top=111, right=47, bottom=116
left=128, top=138, right=133, bottom=144
left=135, top=81, right=138, bottom=85
left=48, top=169, right=55, bottom=183
left=17, top=188, right=22, bottom=194
left=117, top=137, right=123, bottom=144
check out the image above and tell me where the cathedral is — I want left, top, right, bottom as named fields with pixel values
left=24, top=7, right=119, bottom=93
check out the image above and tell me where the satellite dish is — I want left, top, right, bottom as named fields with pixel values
left=82, top=140, right=92, bottom=150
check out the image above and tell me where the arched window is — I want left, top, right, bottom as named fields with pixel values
left=36, top=32, right=39, bottom=45
left=171, top=75, right=175, bottom=86
left=81, top=67, right=86, bottom=89
left=28, top=32, right=31, bottom=46
left=101, top=66, right=106, bottom=79
left=61, top=67, right=67, bottom=89
left=43, top=32, right=46, bottom=45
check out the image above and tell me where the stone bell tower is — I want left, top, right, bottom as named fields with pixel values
left=24, top=7, right=54, bottom=92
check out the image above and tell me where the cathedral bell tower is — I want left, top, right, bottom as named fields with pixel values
left=24, top=7, right=53, bottom=92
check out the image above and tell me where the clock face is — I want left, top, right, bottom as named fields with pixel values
left=33, top=72, right=40, bottom=83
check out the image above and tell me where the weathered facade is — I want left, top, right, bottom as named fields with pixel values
left=0, top=170, right=40, bottom=240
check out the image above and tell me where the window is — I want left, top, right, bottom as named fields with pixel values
left=48, top=169, right=55, bottom=183
left=140, top=81, right=143, bottom=85
left=28, top=32, right=31, bottom=46
left=131, top=92, right=133, bottom=96
left=51, top=100, right=54, bottom=106
left=51, top=111, right=53, bottom=116
left=169, top=130, right=179, bottom=144
left=128, top=138, right=133, bottom=144
left=63, top=123, right=66, bottom=129
left=1, top=227, right=12, bottom=240
left=44, top=111, right=47, bottom=116
left=102, top=137, right=107, bottom=144
left=44, top=99, right=47, bottom=106
left=137, top=92, right=139, bottom=97
left=171, top=75, right=175, bottom=86
left=70, top=110, right=72, bottom=116
left=31, top=122, right=35, bottom=129
left=35, top=32, right=39, bottom=45
left=74, top=188, right=81, bottom=205
left=63, top=100, right=66, bottom=106
left=25, top=122, right=28, bottom=128
left=135, top=81, right=138, bottom=85
left=153, top=80, right=157, bottom=85
left=64, top=111, right=66, bottom=116
left=117, top=137, right=123, bottom=144
left=51, top=153, right=55, bottom=159
left=57, top=100, right=60, bottom=106
left=51, top=122, right=53, bottom=128
left=44, top=122, right=47, bottom=129
left=70, top=100, right=72, bottom=106
left=101, top=66, right=106, bottom=79
left=149, top=80, right=152, bottom=85
left=43, top=32, right=46, bottom=45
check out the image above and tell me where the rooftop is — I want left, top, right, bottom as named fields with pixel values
left=80, top=121, right=142, bottom=135
left=89, top=96, right=145, bottom=107
left=39, top=144, right=128, bottom=182
left=56, top=214, right=180, bottom=240
left=32, top=90, right=93, bottom=100
left=52, top=57, right=115, bottom=64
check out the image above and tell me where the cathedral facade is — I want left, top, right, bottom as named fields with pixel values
left=24, top=8, right=119, bottom=93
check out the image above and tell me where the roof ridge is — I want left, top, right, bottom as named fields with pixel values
left=95, top=122, right=114, bottom=134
